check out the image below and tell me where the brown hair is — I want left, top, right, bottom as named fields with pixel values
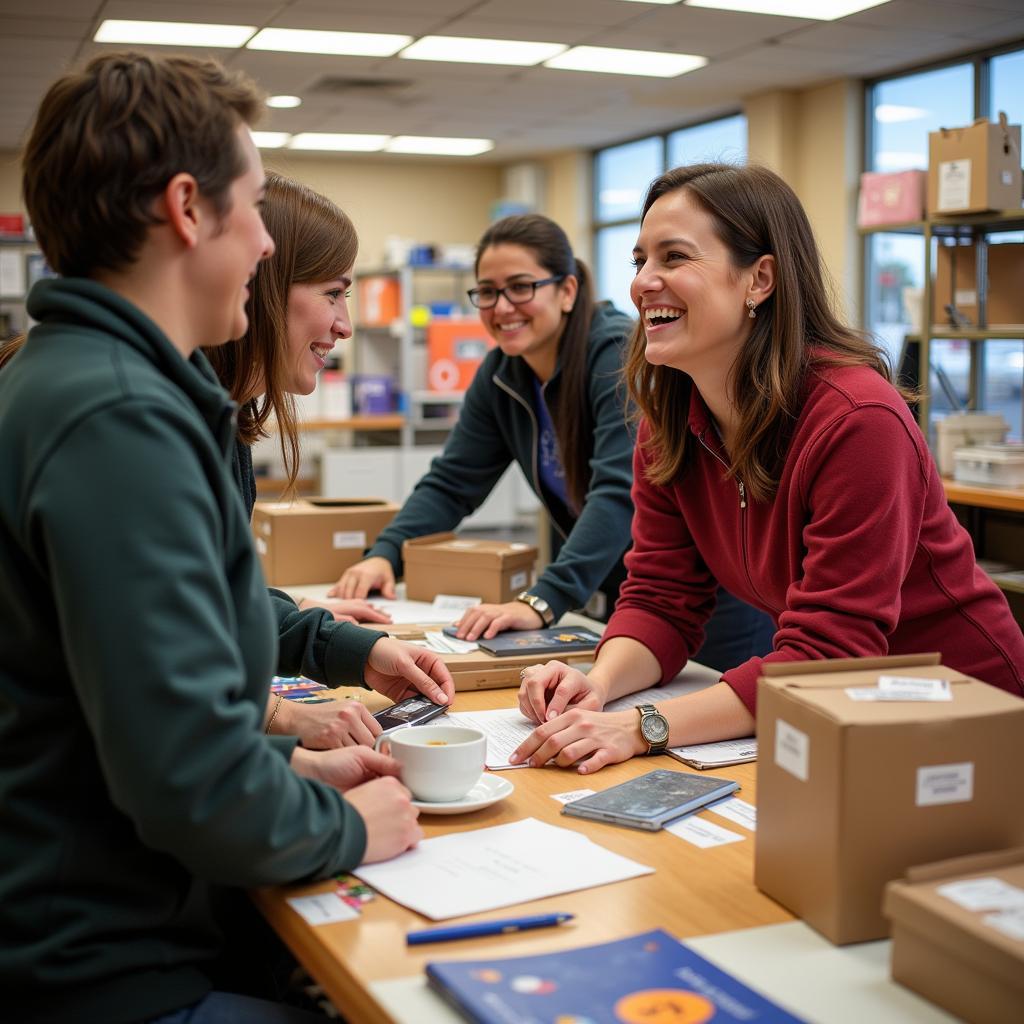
left=625, top=162, right=899, bottom=502
left=22, top=51, right=263, bottom=279
left=475, top=214, right=595, bottom=512
left=204, top=173, right=358, bottom=497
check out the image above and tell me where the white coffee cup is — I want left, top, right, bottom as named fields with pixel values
left=374, top=725, right=487, bottom=803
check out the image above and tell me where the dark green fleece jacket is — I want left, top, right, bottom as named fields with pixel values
left=366, top=303, right=636, bottom=619
left=0, top=279, right=367, bottom=1023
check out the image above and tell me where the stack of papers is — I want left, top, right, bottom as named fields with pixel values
left=353, top=817, right=653, bottom=920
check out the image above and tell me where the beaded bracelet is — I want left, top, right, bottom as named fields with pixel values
left=266, top=694, right=284, bottom=734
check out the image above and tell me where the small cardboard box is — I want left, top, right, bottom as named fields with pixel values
left=933, top=241, right=1024, bottom=327
left=357, top=275, right=401, bottom=326
left=884, top=847, right=1024, bottom=1024
left=857, top=170, right=926, bottom=227
left=252, top=498, right=398, bottom=586
left=935, top=412, right=1009, bottom=476
left=426, top=319, right=495, bottom=391
left=927, top=113, right=1022, bottom=215
left=402, top=532, right=537, bottom=604
left=754, top=654, right=1024, bottom=945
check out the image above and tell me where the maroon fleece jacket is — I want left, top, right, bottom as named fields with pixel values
left=602, top=363, right=1024, bottom=712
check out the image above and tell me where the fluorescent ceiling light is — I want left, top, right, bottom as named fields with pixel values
left=266, top=95, right=302, bottom=109
left=545, top=46, right=706, bottom=78
left=875, top=104, right=928, bottom=124
left=400, top=36, right=566, bottom=66
left=684, top=0, right=892, bottom=19
left=251, top=132, right=291, bottom=149
left=617, top=1, right=682, bottom=4
left=289, top=133, right=390, bottom=152
left=94, top=19, right=255, bottom=47
left=247, top=28, right=410, bottom=57
left=386, top=136, right=494, bottom=156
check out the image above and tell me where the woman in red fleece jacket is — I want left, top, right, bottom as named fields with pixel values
left=511, top=162, right=1024, bottom=775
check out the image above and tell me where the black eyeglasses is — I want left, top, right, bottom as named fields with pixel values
left=466, top=275, right=565, bottom=310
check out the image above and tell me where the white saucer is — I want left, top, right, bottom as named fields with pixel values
left=411, top=774, right=514, bottom=815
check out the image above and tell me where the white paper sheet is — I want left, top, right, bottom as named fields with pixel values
left=666, top=815, right=745, bottom=848
left=353, top=817, right=653, bottom=920
left=668, top=737, right=757, bottom=769
left=705, top=796, right=757, bottom=831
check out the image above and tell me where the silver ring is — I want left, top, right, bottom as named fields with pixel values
left=519, top=667, right=529, bottom=680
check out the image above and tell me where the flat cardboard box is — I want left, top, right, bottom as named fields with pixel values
left=927, top=114, right=1022, bottom=215
left=381, top=622, right=595, bottom=691
left=426, top=319, right=495, bottom=391
left=884, top=847, right=1024, bottom=1024
left=933, top=240, right=1024, bottom=327
left=403, top=532, right=537, bottom=605
left=252, top=498, right=398, bottom=586
left=754, top=654, right=1024, bottom=945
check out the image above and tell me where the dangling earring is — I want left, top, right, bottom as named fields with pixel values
left=745, top=297, right=757, bottom=319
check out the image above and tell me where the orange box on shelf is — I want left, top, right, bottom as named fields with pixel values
left=357, top=275, right=401, bottom=326
left=426, top=319, right=495, bottom=392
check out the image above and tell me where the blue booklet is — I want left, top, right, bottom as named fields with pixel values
left=426, top=928, right=805, bottom=1023
left=441, top=626, right=601, bottom=657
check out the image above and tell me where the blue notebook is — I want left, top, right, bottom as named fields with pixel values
left=426, top=928, right=805, bottom=1023
left=442, top=626, right=601, bottom=657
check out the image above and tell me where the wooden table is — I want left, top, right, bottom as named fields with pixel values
left=251, top=665, right=790, bottom=1024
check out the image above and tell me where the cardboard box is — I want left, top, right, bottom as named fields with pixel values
left=357, top=275, right=401, bottom=326
left=754, top=655, right=1024, bottom=945
left=935, top=412, right=1009, bottom=476
left=426, top=319, right=495, bottom=392
left=884, top=847, right=1024, bottom=1024
left=927, top=113, right=1022, bottom=215
left=382, top=622, right=595, bottom=690
left=857, top=170, right=926, bottom=227
left=402, top=532, right=537, bottom=605
left=933, top=241, right=1024, bottom=327
left=252, top=498, right=398, bottom=586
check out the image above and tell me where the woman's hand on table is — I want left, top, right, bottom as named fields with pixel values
left=291, top=744, right=400, bottom=790
left=346, top=777, right=422, bottom=863
left=275, top=696, right=381, bottom=749
left=509, top=707, right=645, bottom=775
left=449, top=600, right=543, bottom=641
left=517, top=661, right=608, bottom=724
left=297, top=596, right=392, bottom=625
left=365, top=637, right=455, bottom=705
left=329, top=557, right=396, bottom=600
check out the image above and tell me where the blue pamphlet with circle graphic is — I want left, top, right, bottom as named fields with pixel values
left=426, top=928, right=805, bottom=1023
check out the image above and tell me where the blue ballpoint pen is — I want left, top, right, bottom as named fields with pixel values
left=406, top=913, right=574, bottom=945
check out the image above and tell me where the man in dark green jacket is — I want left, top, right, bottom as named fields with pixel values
left=0, top=52, right=421, bottom=1024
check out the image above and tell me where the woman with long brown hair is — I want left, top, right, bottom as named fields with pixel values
left=333, top=212, right=775, bottom=664
left=512, top=162, right=1024, bottom=775
left=206, top=173, right=454, bottom=748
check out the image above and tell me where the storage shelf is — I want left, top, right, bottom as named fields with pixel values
left=292, top=415, right=404, bottom=432
left=942, top=478, right=1024, bottom=513
left=905, top=328, right=1024, bottom=341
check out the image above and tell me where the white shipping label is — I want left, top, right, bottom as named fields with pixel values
left=706, top=796, right=757, bottom=831
left=260, top=522, right=272, bottom=536
left=333, top=530, right=366, bottom=550
left=1001, top=170, right=1014, bottom=186
left=287, top=893, right=359, bottom=926
left=666, top=815, right=745, bottom=848
left=984, top=908, right=1024, bottom=941
left=937, top=877, right=1024, bottom=912
left=877, top=675, right=952, bottom=701
left=774, top=719, right=809, bottom=782
left=954, top=289, right=977, bottom=307
left=255, top=537, right=267, bottom=555
left=937, top=158, right=971, bottom=211
left=510, top=571, right=528, bottom=590
left=916, top=762, right=973, bottom=806
left=448, top=540, right=478, bottom=549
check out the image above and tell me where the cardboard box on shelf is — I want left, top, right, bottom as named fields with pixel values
left=252, top=498, right=399, bottom=586
left=357, top=275, right=400, bottom=326
left=426, top=319, right=495, bottom=392
left=754, top=654, right=1024, bottom=945
left=402, top=532, right=537, bottom=604
left=953, top=443, right=1024, bottom=489
left=927, top=113, right=1022, bottom=215
left=884, top=847, right=1024, bottom=1024
left=935, top=412, right=1009, bottom=476
left=933, top=240, right=1024, bottom=327
left=857, top=170, right=926, bottom=227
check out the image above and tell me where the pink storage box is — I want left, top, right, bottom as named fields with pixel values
left=857, top=170, right=926, bottom=227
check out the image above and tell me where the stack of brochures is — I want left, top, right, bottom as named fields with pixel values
left=427, top=928, right=805, bottom=1023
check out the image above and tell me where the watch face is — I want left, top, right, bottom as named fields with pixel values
left=641, top=713, right=669, bottom=744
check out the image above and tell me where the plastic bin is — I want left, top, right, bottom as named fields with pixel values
left=952, top=442, right=1024, bottom=488
left=935, top=412, right=1008, bottom=476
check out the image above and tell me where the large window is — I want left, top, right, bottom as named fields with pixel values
left=865, top=45, right=1024, bottom=441
left=593, top=115, right=747, bottom=316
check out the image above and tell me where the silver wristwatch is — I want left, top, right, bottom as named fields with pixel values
left=637, top=703, right=670, bottom=755
left=515, top=591, right=554, bottom=626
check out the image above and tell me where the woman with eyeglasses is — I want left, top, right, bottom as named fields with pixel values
left=333, top=214, right=775, bottom=664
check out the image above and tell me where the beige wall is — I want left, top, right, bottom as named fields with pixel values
left=746, top=79, right=864, bottom=322
left=0, top=151, right=23, bottom=213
